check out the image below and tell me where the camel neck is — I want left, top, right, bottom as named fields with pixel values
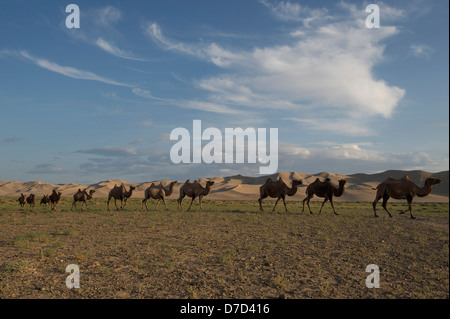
left=334, top=184, right=345, bottom=197
left=416, top=182, right=433, bottom=197
left=286, top=183, right=298, bottom=196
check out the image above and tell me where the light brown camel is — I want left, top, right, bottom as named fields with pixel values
left=372, top=175, right=441, bottom=219
left=26, top=194, right=36, bottom=210
left=40, top=194, right=50, bottom=207
left=142, top=181, right=178, bottom=211
left=49, top=189, right=62, bottom=210
left=72, top=189, right=95, bottom=210
left=177, top=179, right=215, bottom=211
left=258, top=177, right=303, bottom=212
left=302, top=178, right=346, bottom=215
left=18, top=193, right=27, bottom=208
left=107, top=183, right=136, bottom=210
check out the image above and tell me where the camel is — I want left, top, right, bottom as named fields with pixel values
left=177, top=179, right=214, bottom=211
left=26, top=194, right=36, bottom=209
left=18, top=193, right=27, bottom=208
left=142, top=181, right=177, bottom=211
left=49, top=189, right=62, bottom=210
left=372, top=175, right=441, bottom=219
left=40, top=194, right=50, bottom=207
left=72, top=189, right=95, bottom=210
left=107, top=183, right=136, bottom=210
left=258, top=177, right=303, bottom=212
left=302, top=178, right=346, bottom=215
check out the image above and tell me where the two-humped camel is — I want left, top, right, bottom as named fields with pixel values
left=26, top=194, right=36, bottom=209
left=258, top=177, right=303, bottom=212
left=49, top=189, right=62, bottom=210
left=72, top=189, right=96, bottom=210
left=372, top=175, right=441, bottom=219
left=177, top=179, right=214, bottom=211
left=142, top=181, right=178, bottom=210
left=107, top=183, right=136, bottom=210
left=18, top=193, right=27, bottom=208
left=40, top=194, right=50, bottom=207
left=302, top=178, right=346, bottom=215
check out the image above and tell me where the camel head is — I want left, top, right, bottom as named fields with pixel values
left=206, top=181, right=215, bottom=187
left=129, top=186, right=136, bottom=191
left=292, top=180, right=303, bottom=186
left=89, top=190, right=96, bottom=196
left=425, top=177, right=441, bottom=186
left=338, top=179, right=347, bottom=186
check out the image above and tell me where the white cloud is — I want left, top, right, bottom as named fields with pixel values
left=95, top=38, right=146, bottom=61
left=260, top=0, right=330, bottom=26
left=410, top=44, right=433, bottom=58
left=17, top=51, right=132, bottom=87
left=97, top=6, right=122, bottom=26
left=145, top=3, right=406, bottom=134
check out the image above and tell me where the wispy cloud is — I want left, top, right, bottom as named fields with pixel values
left=97, top=6, right=122, bottom=26
left=95, top=38, right=147, bottom=61
left=27, top=163, right=64, bottom=174
left=77, top=146, right=138, bottom=157
left=410, top=44, right=433, bottom=58
left=260, top=0, right=330, bottom=26
left=3, top=137, right=25, bottom=143
left=16, top=50, right=132, bottom=87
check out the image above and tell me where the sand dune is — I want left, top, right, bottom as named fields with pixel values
left=1, top=170, right=448, bottom=203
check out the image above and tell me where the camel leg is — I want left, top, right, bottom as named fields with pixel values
left=162, top=197, right=168, bottom=210
left=199, top=196, right=203, bottom=210
left=319, top=197, right=328, bottom=214
left=301, top=197, right=307, bottom=213
left=178, top=192, right=185, bottom=210
left=329, top=197, right=338, bottom=215
left=408, top=200, right=415, bottom=219
left=400, top=197, right=415, bottom=219
left=272, top=197, right=281, bottom=212
left=155, top=198, right=161, bottom=210
left=381, top=195, right=392, bottom=218
left=107, top=197, right=111, bottom=210
left=259, top=191, right=268, bottom=212
left=142, top=199, right=147, bottom=210
left=71, top=201, right=76, bottom=210
left=282, top=196, right=288, bottom=212
left=187, top=196, right=196, bottom=212
left=306, top=198, right=313, bottom=214
left=372, top=196, right=382, bottom=217
left=258, top=194, right=268, bottom=212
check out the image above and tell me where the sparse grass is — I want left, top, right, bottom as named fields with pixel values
left=0, top=198, right=448, bottom=299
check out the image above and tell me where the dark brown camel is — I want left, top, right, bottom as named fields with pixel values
left=18, top=193, right=27, bottom=208
left=372, top=175, right=441, bottom=219
left=258, top=177, right=303, bottom=212
left=40, top=194, right=50, bottom=207
left=26, top=194, right=36, bottom=209
left=177, top=179, right=214, bottom=211
left=72, top=189, right=95, bottom=210
left=142, top=181, right=177, bottom=211
left=107, top=183, right=136, bottom=210
left=49, top=189, right=62, bottom=210
left=302, top=178, right=346, bottom=215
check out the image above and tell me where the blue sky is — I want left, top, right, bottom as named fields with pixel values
left=0, top=0, right=448, bottom=184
